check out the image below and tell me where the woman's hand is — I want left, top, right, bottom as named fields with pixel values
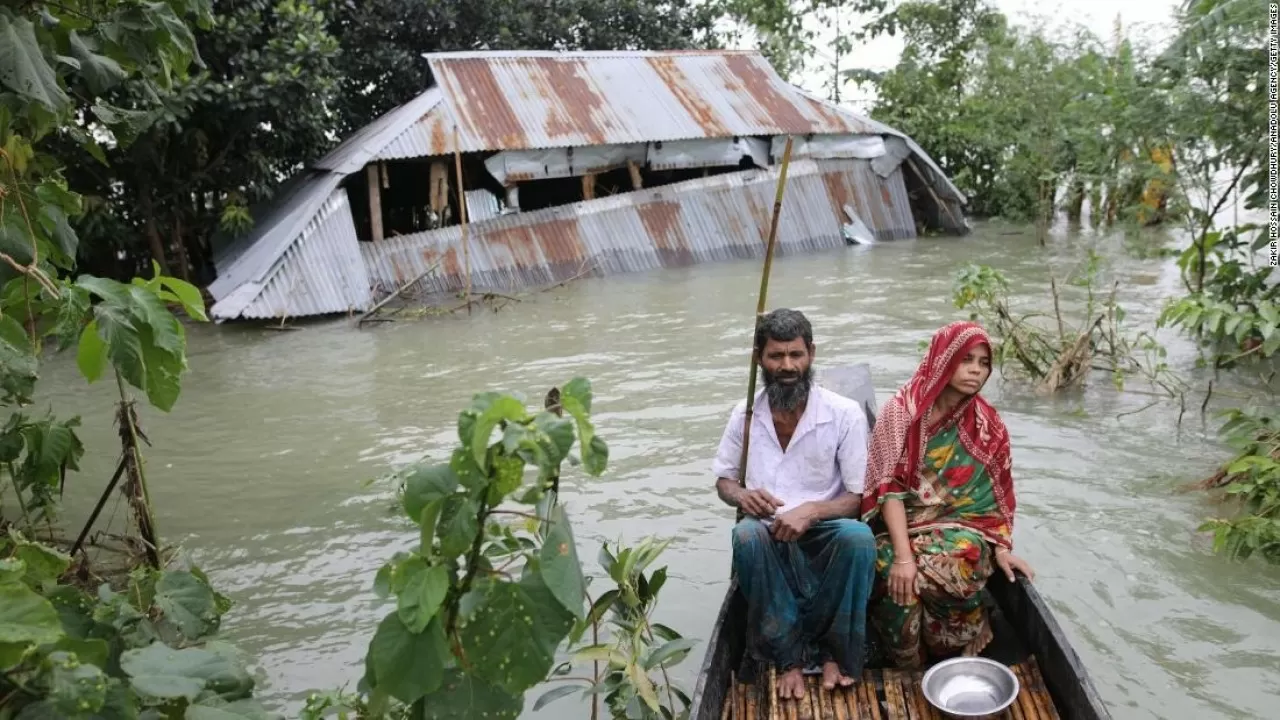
left=888, top=558, right=918, bottom=606
left=995, top=549, right=1035, bottom=582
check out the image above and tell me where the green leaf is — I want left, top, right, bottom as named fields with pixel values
left=0, top=314, right=38, bottom=404
left=420, top=671, right=522, bottom=720
left=561, top=377, right=594, bottom=414
left=487, top=454, right=525, bottom=504
left=0, top=581, right=63, bottom=645
left=396, top=564, right=448, bottom=634
left=419, top=499, right=444, bottom=554
left=1263, top=330, right=1280, bottom=358
left=628, top=661, right=662, bottom=712
left=644, top=638, right=698, bottom=670
left=458, top=574, right=576, bottom=695
left=0, top=10, right=70, bottom=111
left=76, top=320, right=108, bottom=382
left=531, top=412, right=575, bottom=465
left=533, top=684, right=580, bottom=711
left=37, top=205, right=78, bottom=268
left=139, top=323, right=185, bottom=411
left=0, top=558, right=24, bottom=584
left=471, top=395, right=527, bottom=469
left=13, top=538, right=70, bottom=588
left=44, top=650, right=110, bottom=716
left=366, top=612, right=447, bottom=704
left=438, top=495, right=480, bottom=558
left=154, top=571, right=220, bottom=640
left=402, top=464, right=459, bottom=523
left=159, top=274, right=208, bottom=323
left=119, top=642, right=252, bottom=702
left=540, top=505, right=585, bottom=619
left=68, top=30, right=126, bottom=96
left=50, top=636, right=110, bottom=669
left=559, top=387, right=608, bottom=476
left=128, top=285, right=184, bottom=355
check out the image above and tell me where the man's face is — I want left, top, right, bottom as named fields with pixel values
left=759, top=337, right=813, bottom=411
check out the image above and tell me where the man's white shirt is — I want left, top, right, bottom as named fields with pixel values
left=712, top=384, right=870, bottom=519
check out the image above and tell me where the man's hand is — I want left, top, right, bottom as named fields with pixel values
left=737, top=488, right=785, bottom=518
left=770, top=504, right=815, bottom=542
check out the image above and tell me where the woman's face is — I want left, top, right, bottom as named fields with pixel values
left=947, top=342, right=992, bottom=395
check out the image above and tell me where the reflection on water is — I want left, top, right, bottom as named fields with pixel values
left=37, top=223, right=1280, bottom=719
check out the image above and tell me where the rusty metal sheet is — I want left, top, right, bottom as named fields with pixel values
left=424, top=50, right=865, bottom=152
left=362, top=158, right=917, bottom=300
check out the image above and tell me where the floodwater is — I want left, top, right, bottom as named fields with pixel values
left=38, top=222, right=1280, bottom=719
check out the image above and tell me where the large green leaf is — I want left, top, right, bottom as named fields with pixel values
left=558, top=379, right=608, bottom=476
left=158, top=274, right=208, bottom=323
left=154, top=571, right=220, bottom=641
left=457, top=575, right=576, bottom=695
left=437, top=495, right=480, bottom=558
left=366, top=612, right=447, bottom=704
left=0, top=581, right=64, bottom=645
left=68, top=30, right=126, bottom=95
left=120, top=642, right=251, bottom=702
left=470, top=395, right=528, bottom=469
left=396, top=563, right=449, bottom=634
left=44, top=650, right=110, bottom=716
left=128, top=285, right=183, bottom=355
left=0, top=313, right=38, bottom=404
left=420, top=671, right=522, bottom=720
left=139, top=323, right=185, bottom=412
left=0, top=9, right=69, bottom=111
left=539, top=505, right=585, bottom=619
left=401, top=463, right=459, bottom=522
left=12, top=537, right=71, bottom=588
left=77, top=320, right=108, bottom=383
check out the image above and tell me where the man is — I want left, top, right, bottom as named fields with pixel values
left=712, top=308, right=876, bottom=701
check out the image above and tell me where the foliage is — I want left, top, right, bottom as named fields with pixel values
left=0, top=530, right=274, bottom=719
left=952, top=261, right=1185, bottom=397
left=1198, top=409, right=1280, bottom=563
left=1, top=1, right=212, bottom=528
left=538, top=536, right=697, bottom=720
left=344, top=379, right=609, bottom=719
left=844, top=0, right=1174, bottom=229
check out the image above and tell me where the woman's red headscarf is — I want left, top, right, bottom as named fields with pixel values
left=860, top=321, right=1016, bottom=548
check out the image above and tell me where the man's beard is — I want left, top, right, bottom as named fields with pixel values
left=763, top=365, right=813, bottom=412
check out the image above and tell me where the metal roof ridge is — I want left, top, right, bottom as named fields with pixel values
left=422, top=49, right=760, bottom=61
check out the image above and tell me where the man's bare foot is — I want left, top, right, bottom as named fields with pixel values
left=962, top=620, right=994, bottom=657
left=821, top=660, right=855, bottom=690
left=777, top=668, right=806, bottom=700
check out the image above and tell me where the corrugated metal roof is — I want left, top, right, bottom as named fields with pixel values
left=208, top=171, right=344, bottom=302
left=212, top=189, right=373, bottom=321
left=314, top=88, right=445, bottom=173
left=360, top=158, right=915, bottom=298
left=421, top=50, right=882, bottom=153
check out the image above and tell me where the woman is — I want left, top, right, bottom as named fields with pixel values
left=861, top=321, right=1035, bottom=669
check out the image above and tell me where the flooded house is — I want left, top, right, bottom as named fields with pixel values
left=207, top=50, right=968, bottom=322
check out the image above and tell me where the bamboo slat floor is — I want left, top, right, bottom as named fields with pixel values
left=724, top=656, right=1061, bottom=720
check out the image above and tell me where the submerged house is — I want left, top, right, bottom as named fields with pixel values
left=208, top=50, right=968, bottom=322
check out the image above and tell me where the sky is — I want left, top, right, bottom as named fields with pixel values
left=768, top=0, right=1187, bottom=112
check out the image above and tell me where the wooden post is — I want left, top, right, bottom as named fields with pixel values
left=366, top=164, right=384, bottom=241
left=582, top=173, right=597, bottom=200
left=627, top=159, right=643, bottom=190
left=453, top=126, right=472, bottom=313
left=429, top=161, right=448, bottom=213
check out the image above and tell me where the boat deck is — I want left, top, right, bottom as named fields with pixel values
left=724, top=656, right=1062, bottom=720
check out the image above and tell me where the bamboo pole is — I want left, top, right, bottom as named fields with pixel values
left=453, top=126, right=472, bottom=314
left=736, top=135, right=795, bottom=497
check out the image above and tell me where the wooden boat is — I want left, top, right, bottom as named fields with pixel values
left=688, top=364, right=1111, bottom=720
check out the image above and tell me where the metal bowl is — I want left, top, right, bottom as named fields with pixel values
left=921, top=657, right=1020, bottom=719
